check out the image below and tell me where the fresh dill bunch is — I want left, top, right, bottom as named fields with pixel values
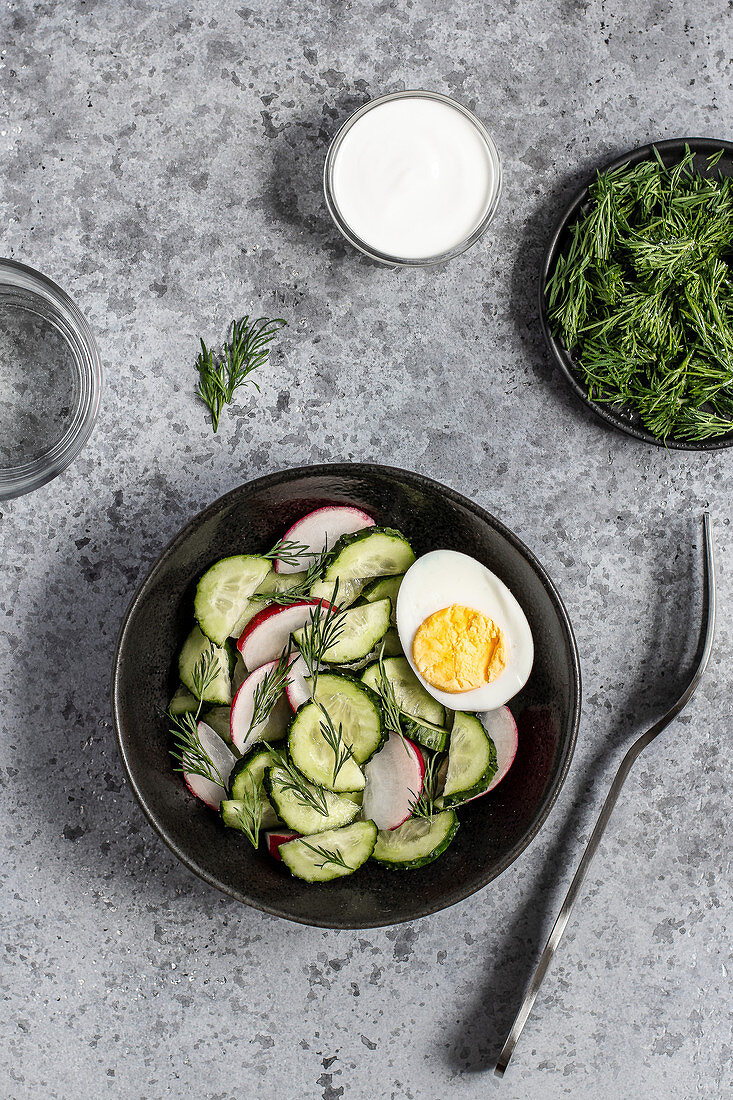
left=195, top=316, right=286, bottom=433
left=547, top=145, right=733, bottom=441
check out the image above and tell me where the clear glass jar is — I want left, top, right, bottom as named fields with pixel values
left=323, top=90, right=502, bottom=267
left=0, top=259, right=102, bottom=500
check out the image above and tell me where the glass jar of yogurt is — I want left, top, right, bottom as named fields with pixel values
left=323, top=90, right=502, bottom=266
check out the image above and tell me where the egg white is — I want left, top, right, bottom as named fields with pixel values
left=396, top=549, right=534, bottom=712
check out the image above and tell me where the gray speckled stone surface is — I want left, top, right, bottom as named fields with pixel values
left=1, top=2, right=731, bottom=1097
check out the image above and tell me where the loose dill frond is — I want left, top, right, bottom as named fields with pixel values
left=547, top=145, right=733, bottom=441
left=169, top=713, right=227, bottom=786
left=195, top=316, right=286, bottom=432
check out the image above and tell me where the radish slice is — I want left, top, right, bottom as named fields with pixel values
left=362, top=733, right=424, bottom=830
left=266, top=829, right=300, bottom=859
left=183, top=720, right=237, bottom=810
left=275, top=505, right=375, bottom=574
left=284, top=653, right=314, bottom=712
left=230, top=659, right=295, bottom=752
left=477, top=706, right=519, bottom=796
left=237, top=600, right=327, bottom=670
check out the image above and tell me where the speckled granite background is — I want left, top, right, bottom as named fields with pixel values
left=1, top=1, right=731, bottom=1097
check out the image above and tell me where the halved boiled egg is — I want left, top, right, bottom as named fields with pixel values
left=396, top=550, right=534, bottom=712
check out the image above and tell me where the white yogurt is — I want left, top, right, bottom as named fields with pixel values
left=328, top=93, right=499, bottom=262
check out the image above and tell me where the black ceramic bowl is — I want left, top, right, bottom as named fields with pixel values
left=113, top=464, right=581, bottom=928
left=540, top=137, right=733, bottom=450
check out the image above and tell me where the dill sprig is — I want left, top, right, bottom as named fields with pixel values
left=262, top=537, right=315, bottom=568
left=169, top=716, right=228, bottom=786
left=313, top=699, right=356, bottom=786
left=253, top=544, right=332, bottom=605
left=408, top=752, right=444, bottom=820
left=226, top=779, right=264, bottom=848
left=247, top=648, right=293, bottom=738
left=293, top=588, right=344, bottom=684
left=298, top=839, right=352, bottom=872
left=269, top=757, right=331, bottom=816
left=195, top=316, right=286, bottom=433
left=372, top=643, right=410, bottom=753
left=547, top=146, right=733, bottom=442
left=168, top=644, right=227, bottom=783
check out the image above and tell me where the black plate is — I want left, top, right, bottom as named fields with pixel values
left=540, top=137, right=733, bottom=450
left=112, top=464, right=581, bottom=928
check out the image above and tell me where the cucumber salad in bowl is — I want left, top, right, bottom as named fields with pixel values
left=168, top=505, right=534, bottom=883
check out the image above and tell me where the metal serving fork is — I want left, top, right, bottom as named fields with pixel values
left=495, top=513, right=717, bottom=1076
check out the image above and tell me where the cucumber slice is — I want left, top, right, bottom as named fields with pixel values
left=179, top=625, right=232, bottom=705
left=229, top=742, right=282, bottom=799
left=294, top=599, right=391, bottom=665
left=195, top=555, right=272, bottom=646
left=221, top=798, right=279, bottom=833
left=321, top=528, right=415, bottom=583
left=204, top=705, right=233, bottom=742
left=228, top=744, right=283, bottom=829
left=440, top=711, right=497, bottom=808
left=288, top=700, right=366, bottom=792
left=264, top=765, right=360, bottom=834
left=230, top=570, right=308, bottom=638
left=361, top=656, right=444, bottom=726
left=309, top=576, right=368, bottom=608
left=279, top=820, right=378, bottom=882
left=401, top=714, right=449, bottom=752
left=168, top=685, right=199, bottom=716
left=308, top=673, right=384, bottom=763
left=371, top=811, right=458, bottom=869
left=362, top=575, right=403, bottom=622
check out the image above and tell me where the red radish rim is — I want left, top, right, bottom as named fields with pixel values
left=266, top=829, right=300, bottom=859
left=183, top=772, right=225, bottom=811
left=237, top=599, right=324, bottom=653
left=274, top=505, right=375, bottom=572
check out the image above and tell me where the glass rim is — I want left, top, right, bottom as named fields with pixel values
left=323, top=89, right=503, bottom=267
left=0, top=258, right=102, bottom=501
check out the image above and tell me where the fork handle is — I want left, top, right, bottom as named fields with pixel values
left=494, top=738, right=644, bottom=1076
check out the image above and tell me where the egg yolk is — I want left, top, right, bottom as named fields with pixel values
left=412, top=604, right=507, bottom=693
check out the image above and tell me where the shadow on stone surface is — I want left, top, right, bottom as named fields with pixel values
left=14, top=479, right=236, bottom=911
left=265, top=85, right=396, bottom=269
